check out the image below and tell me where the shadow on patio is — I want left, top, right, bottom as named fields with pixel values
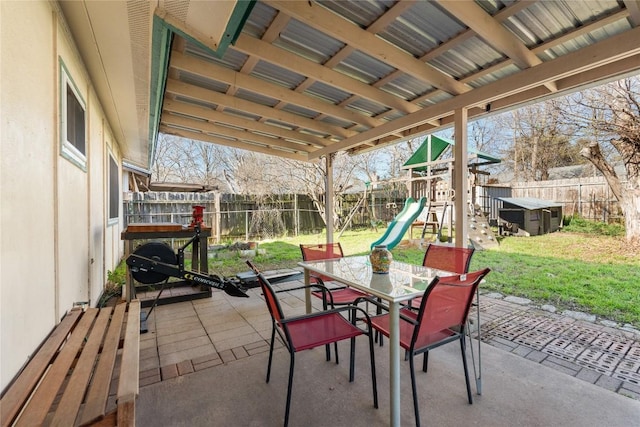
left=135, top=277, right=640, bottom=426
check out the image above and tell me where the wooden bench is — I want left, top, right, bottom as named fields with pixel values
left=1, top=300, right=140, bottom=427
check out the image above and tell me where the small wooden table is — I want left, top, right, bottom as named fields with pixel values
left=121, top=223, right=212, bottom=305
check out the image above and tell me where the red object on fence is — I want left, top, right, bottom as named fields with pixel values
left=191, top=205, right=205, bottom=226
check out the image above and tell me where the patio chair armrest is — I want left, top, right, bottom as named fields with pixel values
left=353, top=295, right=387, bottom=312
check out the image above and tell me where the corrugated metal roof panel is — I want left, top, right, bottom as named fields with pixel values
left=506, top=0, right=624, bottom=47
left=276, top=18, right=344, bottom=64
left=223, top=108, right=261, bottom=122
left=250, top=60, right=306, bottom=89
left=173, top=95, right=216, bottom=109
left=416, top=91, right=454, bottom=108
left=235, top=88, right=278, bottom=107
left=178, top=70, right=230, bottom=93
left=280, top=103, right=321, bottom=120
left=186, top=41, right=248, bottom=70
left=334, top=50, right=396, bottom=84
left=305, top=80, right=352, bottom=105
left=317, top=0, right=393, bottom=28
left=380, top=73, right=434, bottom=101
left=346, top=97, right=389, bottom=118
left=539, top=19, right=632, bottom=61
left=386, top=2, right=464, bottom=56
left=466, top=63, right=520, bottom=88
left=241, top=1, right=277, bottom=39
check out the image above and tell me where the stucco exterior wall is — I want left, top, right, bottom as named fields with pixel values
left=0, top=1, right=124, bottom=390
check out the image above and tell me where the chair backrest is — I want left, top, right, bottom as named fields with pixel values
left=422, top=244, right=475, bottom=274
left=413, top=268, right=490, bottom=346
left=246, top=261, right=285, bottom=324
left=300, top=243, right=344, bottom=282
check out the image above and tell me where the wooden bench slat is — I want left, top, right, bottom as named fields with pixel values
left=78, top=303, right=127, bottom=426
left=0, top=308, right=82, bottom=427
left=118, top=300, right=140, bottom=400
left=49, top=307, right=113, bottom=426
left=15, top=308, right=99, bottom=427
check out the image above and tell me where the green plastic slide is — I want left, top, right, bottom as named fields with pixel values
left=370, top=197, right=427, bottom=250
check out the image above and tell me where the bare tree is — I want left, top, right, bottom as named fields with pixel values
left=557, top=77, right=640, bottom=242
left=502, top=102, right=583, bottom=181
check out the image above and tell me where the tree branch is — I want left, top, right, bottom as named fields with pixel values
left=580, top=140, right=623, bottom=201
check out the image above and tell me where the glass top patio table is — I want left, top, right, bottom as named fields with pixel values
left=298, top=255, right=455, bottom=427
left=298, top=255, right=452, bottom=303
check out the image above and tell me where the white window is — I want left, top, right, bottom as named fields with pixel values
left=108, top=153, right=119, bottom=221
left=60, top=60, right=86, bottom=169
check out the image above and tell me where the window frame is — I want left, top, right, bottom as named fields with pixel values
left=59, top=59, right=87, bottom=170
left=108, top=151, right=120, bottom=224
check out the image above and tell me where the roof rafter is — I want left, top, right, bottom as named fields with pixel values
left=165, top=78, right=354, bottom=139
left=162, top=99, right=330, bottom=148
left=264, top=0, right=470, bottom=96
left=170, top=50, right=382, bottom=129
left=434, top=0, right=557, bottom=92
left=159, top=125, right=308, bottom=161
left=309, top=25, right=640, bottom=159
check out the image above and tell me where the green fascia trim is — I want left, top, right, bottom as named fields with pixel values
left=148, top=14, right=173, bottom=168
left=147, top=1, right=257, bottom=167
left=159, top=1, right=256, bottom=59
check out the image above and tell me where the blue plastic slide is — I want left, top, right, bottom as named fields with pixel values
left=370, top=197, right=427, bottom=250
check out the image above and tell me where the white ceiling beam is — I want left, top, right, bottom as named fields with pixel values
left=161, top=114, right=316, bottom=153
left=165, top=78, right=355, bottom=139
left=170, top=51, right=382, bottom=129
left=435, top=0, right=557, bottom=92
left=163, top=99, right=330, bottom=148
left=624, top=1, right=640, bottom=26
left=233, top=35, right=419, bottom=115
left=159, top=125, right=309, bottom=161
left=264, top=0, right=470, bottom=96
left=308, top=25, right=640, bottom=159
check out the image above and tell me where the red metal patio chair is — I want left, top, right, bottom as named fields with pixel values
left=405, top=244, right=484, bottom=393
left=422, top=243, right=475, bottom=274
left=300, top=243, right=369, bottom=308
left=366, top=268, right=491, bottom=427
left=299, top=243, right=371, bottom=362
left=246, top=261, right=378, bottom=427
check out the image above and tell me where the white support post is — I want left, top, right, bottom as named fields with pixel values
left=325, top=155, right=334, bottom=243
left=454, top=108, right=469, bottom=248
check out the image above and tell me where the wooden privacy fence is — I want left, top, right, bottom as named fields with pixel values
left=510, top=176, right=623, bottom=222
left=124, top=191, right=407, bottom=242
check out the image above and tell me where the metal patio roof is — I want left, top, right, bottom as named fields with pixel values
left=58, top=0, right=640, bottom=168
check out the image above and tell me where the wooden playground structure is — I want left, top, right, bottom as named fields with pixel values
left=402, top=135, right=501, bottom=249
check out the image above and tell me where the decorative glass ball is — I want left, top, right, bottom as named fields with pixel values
left=370, top=245, right=392, bottom=274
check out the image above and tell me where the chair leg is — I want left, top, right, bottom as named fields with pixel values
left=409, top=354, right=421, bottom=427
left=367, top=330, right=379, bottom=409
left=460, top=336, right=473, bottom=404
left=284, top=353, right=295, bottom=427
left=422, top=351, right=429, bottom=372
left=323, top=298, right=331, bottom=362
left=349, top=337, right=356, bottom=382
left=267, top=326, right=276, bottom=383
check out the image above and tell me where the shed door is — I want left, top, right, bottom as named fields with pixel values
left=542, top=209, right=551, bottom=234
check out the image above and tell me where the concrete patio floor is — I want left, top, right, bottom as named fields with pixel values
left=135, top=278, right=640, bottom=426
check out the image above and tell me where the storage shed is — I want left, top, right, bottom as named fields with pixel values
left=498, top=197, right=563, bottom=236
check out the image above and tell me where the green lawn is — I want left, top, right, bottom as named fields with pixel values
left=211, top=226, right=639, bottom=328
left=112, top=222, right=639, bottom=327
